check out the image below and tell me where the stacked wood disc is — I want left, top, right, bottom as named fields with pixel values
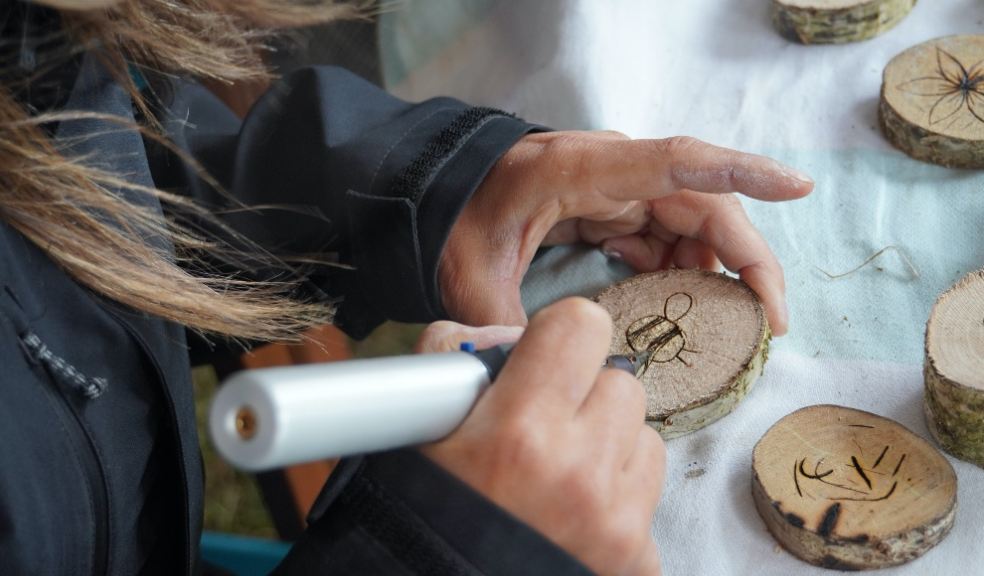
left=753, top=405, right=957, bottom=570
left=771, top=0, right=916, bottom=45
left=594, top=270, right=770, bottom=439
left=924, top=269, right=984, bottom=467
left=881, top=36, right=984, bottom=168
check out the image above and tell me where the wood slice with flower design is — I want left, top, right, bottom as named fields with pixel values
left=881, top=35, right=984, bottom=168
left=753, top=405, right=957, bottom=570
left=594, top=270, right=770, bottom=439
left=772, top=0, right=916, bottom=45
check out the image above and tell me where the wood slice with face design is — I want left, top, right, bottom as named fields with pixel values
left=753, top=405, right=957, bottom=570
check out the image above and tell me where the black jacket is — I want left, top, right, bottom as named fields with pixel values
left=0, top=41, right=592, bottom=576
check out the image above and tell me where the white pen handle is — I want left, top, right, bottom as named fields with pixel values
left=208, top=352, right=492, bottom=471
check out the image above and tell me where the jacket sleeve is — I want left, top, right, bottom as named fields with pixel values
left=149, top=70, right=589, bottom=574
left=147, top=66, right=542, bottom=339
left=272, top=449, right=595, bottom=576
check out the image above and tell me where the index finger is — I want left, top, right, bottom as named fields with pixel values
left=653, top=191, right=789, bottom=335
left=578, top=136, right=813, bottom=204
left=487, top=298, right=613, bottom=421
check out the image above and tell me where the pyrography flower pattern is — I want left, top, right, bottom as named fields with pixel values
left=897, top=47, right=984, bottom=129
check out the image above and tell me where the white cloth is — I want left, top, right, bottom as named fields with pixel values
left=379, top=2, right=984, bottom=574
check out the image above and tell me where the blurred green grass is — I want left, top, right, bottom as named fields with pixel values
left=195, top=321, right=424, bottom=538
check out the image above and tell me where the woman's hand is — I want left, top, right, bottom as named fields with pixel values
left=440, top=132, right=813, bottom=336
left=418, top=299, right=666, bottom=576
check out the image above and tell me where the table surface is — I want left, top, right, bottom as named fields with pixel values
left=379, top=2, right=984, bottom=574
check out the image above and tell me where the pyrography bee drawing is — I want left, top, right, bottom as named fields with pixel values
left=624, top=292, right=699, bottom=376
left=898, top=46, right=984, bottom=129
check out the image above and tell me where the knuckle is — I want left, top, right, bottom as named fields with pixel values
left=599, top=370, right=647, bottom=412
left=415, top=321, right=463, bottom=352
left=642, top=427, right=667, bottom=468
left=657, top=135, right=702, bottom=156
left=703, top=193, right=745, bottom=225
left=629, top=393, right=649, bottom=424
left=540, top=131, right=616, bottom=183
left=606, top=516, right=648, bottom=562
left=561, top=469, right=605, bottom=515
left=546, top=297, right=613, bottom=332
left=423, top=320, right=458, bottom=336
left=717, top=192, right=743, bottom=211
left=748, top=258, right=785, bottom=292
left=621, top=373, right=648, bottom=408
left=492, top=414, right=548, bottom=469
left=699, top=206, right=740, bottom=250
left=541, top=132, right=587, bottom=163
left=495, top=412, right=536, bottom=446
left=596, top=129, right=630, bottom=141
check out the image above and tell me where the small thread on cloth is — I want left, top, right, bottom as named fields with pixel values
left=816, top=245, right=920, bottom=281
left=19, top=331, right=108, bottom=399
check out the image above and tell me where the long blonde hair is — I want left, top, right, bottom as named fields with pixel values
left=1, top=0, right=366, bottom=341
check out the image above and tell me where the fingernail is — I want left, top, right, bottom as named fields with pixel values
left=602, top=246, right=623, bottom=260
left=782, top=166, right=813, bottom=184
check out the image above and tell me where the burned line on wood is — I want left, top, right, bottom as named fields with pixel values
left=624, top=291, right=699, bottom=373
left=873, top=445, right=890, bottom=469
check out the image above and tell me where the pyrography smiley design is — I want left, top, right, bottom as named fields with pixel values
left=792, top=424, right=907, bottom=503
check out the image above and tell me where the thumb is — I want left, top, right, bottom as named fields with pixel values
left=414, top=320, right=525, bottom=354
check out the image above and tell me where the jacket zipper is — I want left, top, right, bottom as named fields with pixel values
left=101, top=305, right=196, bottom=576
left=34, top=364, right=110, bottom=576
left=3, top=294, right=110, bottom=575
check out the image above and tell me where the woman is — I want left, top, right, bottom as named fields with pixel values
left=0, top=1, right=812, bottom=574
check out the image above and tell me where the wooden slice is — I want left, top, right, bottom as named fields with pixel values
left=925, top=269, right=984, bottom=467
left=771, top=0, right=916, bottom=45
left=594, top=270, right=770, bottom=439
left=753, top=405, right=957, bottom=570
left=881, top=35, right=984, bottom=168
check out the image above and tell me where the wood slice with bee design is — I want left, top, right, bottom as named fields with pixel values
left=594, top=270, right=770, bottom=439
left=753, top=405, right=957, bottom=570
left=771, top=0, right=916, bottom=45
left=924, top=270, right=984, bottom=467
left=881, top=35, right=984, bottom=168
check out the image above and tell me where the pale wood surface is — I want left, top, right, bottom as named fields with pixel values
left=594, top=270, right=769, bottom=438
left=772, top=0, right=916, bottom=44
left=753, top=405, right=957, bottom=570
left=924, top=270, right=984, bottom=466
left=881, top=35, right=984, bottom=167
left=926, top=270, right=984, bottom=390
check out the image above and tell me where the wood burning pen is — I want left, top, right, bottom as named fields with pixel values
left=462, top=342, right=652, bottom=379
left=209, top=344, right=650, bottom=471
